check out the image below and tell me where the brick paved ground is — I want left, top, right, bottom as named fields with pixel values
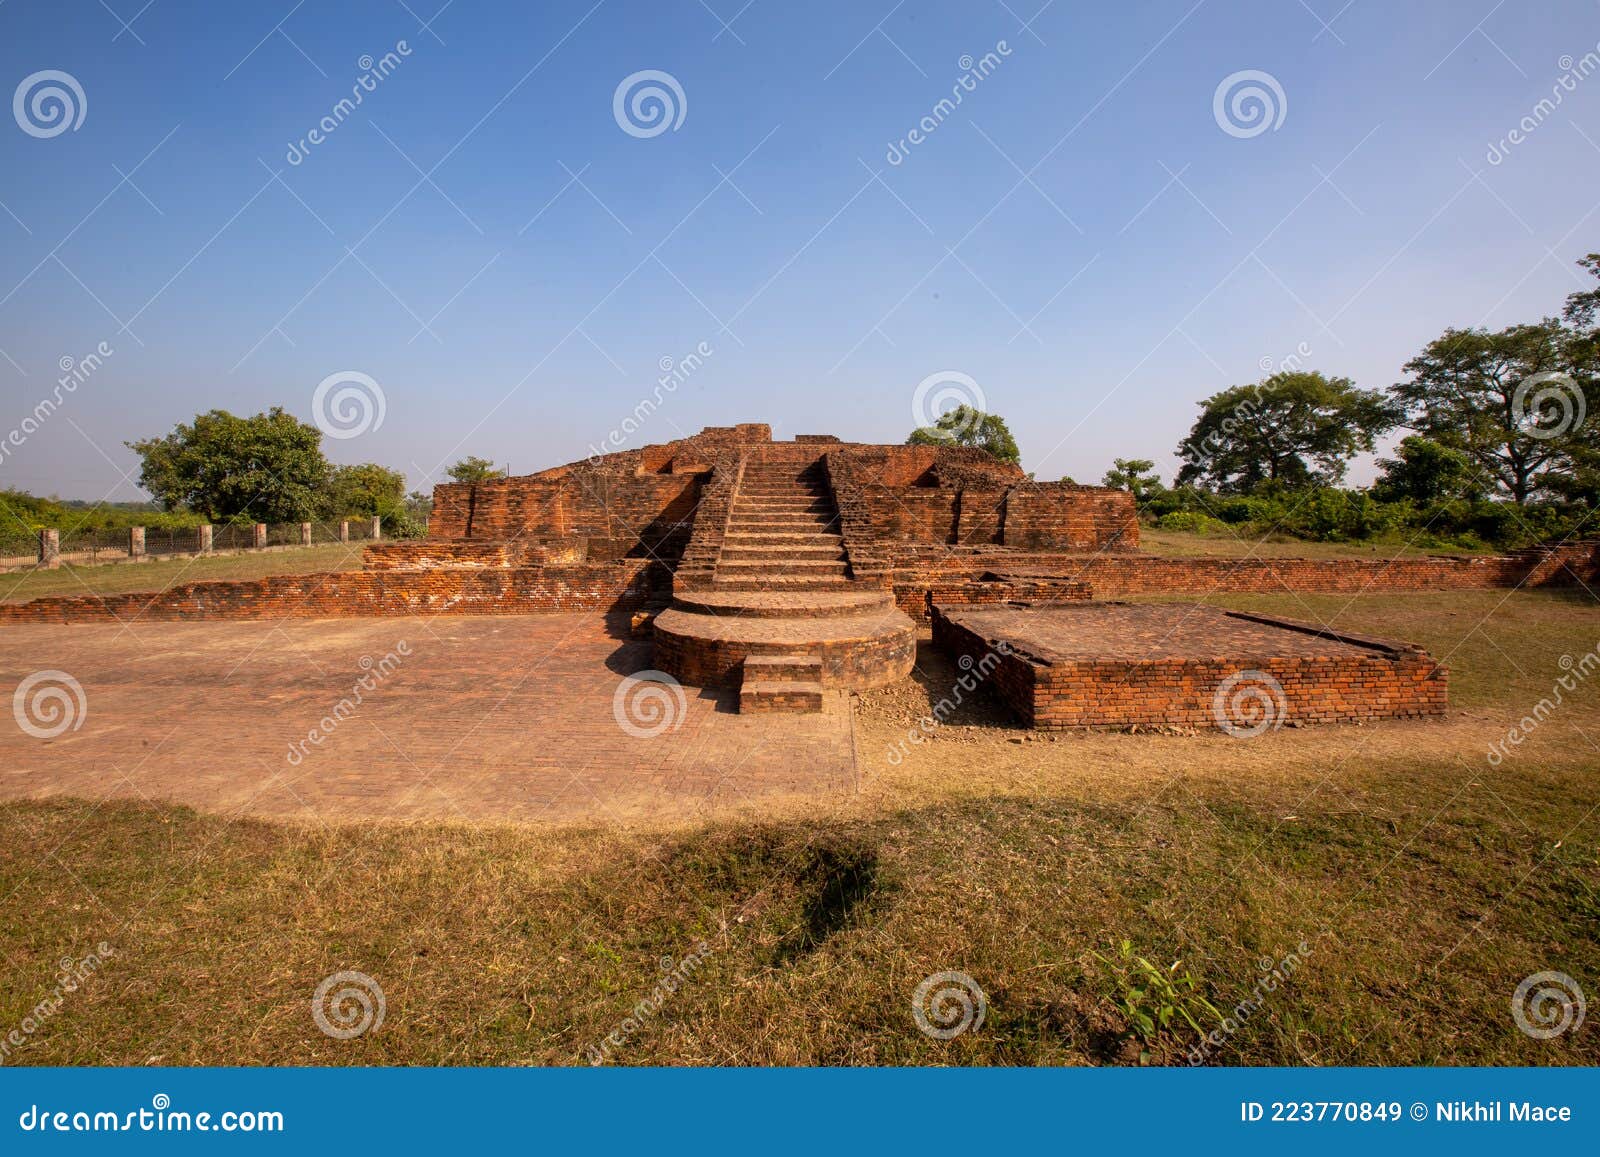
left=0, top=614, right=856, bottom=824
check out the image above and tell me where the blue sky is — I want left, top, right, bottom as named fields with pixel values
left=1, top=0, right=1598, bottom=499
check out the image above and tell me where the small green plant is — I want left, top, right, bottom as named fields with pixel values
left=1096, top=939, right=1222, bottom=1062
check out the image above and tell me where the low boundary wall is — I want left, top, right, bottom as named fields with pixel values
left=0, top=563, right=664, bottom=624
left=895, top=543, right=1597, bottom=620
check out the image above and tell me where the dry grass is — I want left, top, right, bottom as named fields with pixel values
left=0, top=543, right=366, bottom=603
left=1, top=588, right=1595, bottom=1066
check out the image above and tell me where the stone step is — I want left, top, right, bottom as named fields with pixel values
left=729, top=510, right=836, bottom=520
left=710, top=576, right=850, bottom=591
left=727, top=518, right=840, bottom=531
left=717, top=559, right=849, bottom=575
left=735, top=493, right=831, bottom=504
left=739, top=679, right=824, bottom=714
left=719, top=545, right=846, bottom=561
left=744, top=652, right=823, bottom=681
left=722, top=532, right=843, bottom=545
left=670, top=589, right=895, bottom=618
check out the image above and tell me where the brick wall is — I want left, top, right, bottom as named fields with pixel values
left=0, top=562, right=665, bottom=624
left=1001, top=484, right=1140, bottom=551
left=932, top=606, right=1448, bottom=730
left=673, top=457, right=743, bottom=591
left=922, top=577, right=1093, bottom=616
left=894, top=542, right=1599, bottom=618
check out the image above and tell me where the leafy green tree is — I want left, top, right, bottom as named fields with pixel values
left=1175, top=372, right=1397, bottom=492
left=1101, top=458, right=1164, bottom=501
left=127, top=408, right=329, bottom=522
left=1373, top=436, right=1479, bottom=504
left=1391, top=320, right=1593, bottom=505
left=907, top=405, right=1021, bottom=464
left=1562, top=253, right=1600, bottom=331
left=320, top=463, right=406, bottom=518
left=447, top=455, right=506, bottom=484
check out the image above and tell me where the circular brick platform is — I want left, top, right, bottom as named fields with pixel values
left=653, top=596, right=916, bottom=692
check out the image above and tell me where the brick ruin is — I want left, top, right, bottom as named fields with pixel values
left=934, top=603, right=1449, bottom=731
left=414, top=423, right=1140, bottom=711
left=6, top=422, right=1596, bottom=726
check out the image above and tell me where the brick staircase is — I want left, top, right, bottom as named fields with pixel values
left=715, top=461, right=850, bottom=590
left=653, top=453, right=916, bottom=713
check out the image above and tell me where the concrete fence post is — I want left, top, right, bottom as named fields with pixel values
left=197, top=524, right=213, bottom=553
left=252, top=523, right=267, bottom=549
left=38, top=528, right=60, bottom=570
left=299, top=522, right=312, bottom=546
left=369, top=516, right=381, bottom=541
left=128, top=526, right=145, bottom=558
left=339, top=520, right=350, bottom=543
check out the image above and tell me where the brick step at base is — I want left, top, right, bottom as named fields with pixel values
left=744, top=652, right=824, bottom=682
left=739, top=679, right=824, bottom=714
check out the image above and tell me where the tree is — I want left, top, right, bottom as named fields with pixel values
left=1391, top=320, right=1593, bottom=505
left=1101, top=458, right=1164, bottom=502
left=1561, top=253, right=1600, bottom=330
left=127, top=408, right=329, bottom=522
left=447, top=456, right=506, bottom=484
left=1373, top=436, right=1479, bottom=504
left=320, top=463, right=406, bottom=518
left=907, top=405, right=1021, bottom=464
left=1175, top=371, right=1396, bottom=492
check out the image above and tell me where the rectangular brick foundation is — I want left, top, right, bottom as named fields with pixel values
left=932, top=602, right=1449, bottom=730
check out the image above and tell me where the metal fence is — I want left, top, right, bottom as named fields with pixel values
left=56, top=528, right=133, bottom=562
